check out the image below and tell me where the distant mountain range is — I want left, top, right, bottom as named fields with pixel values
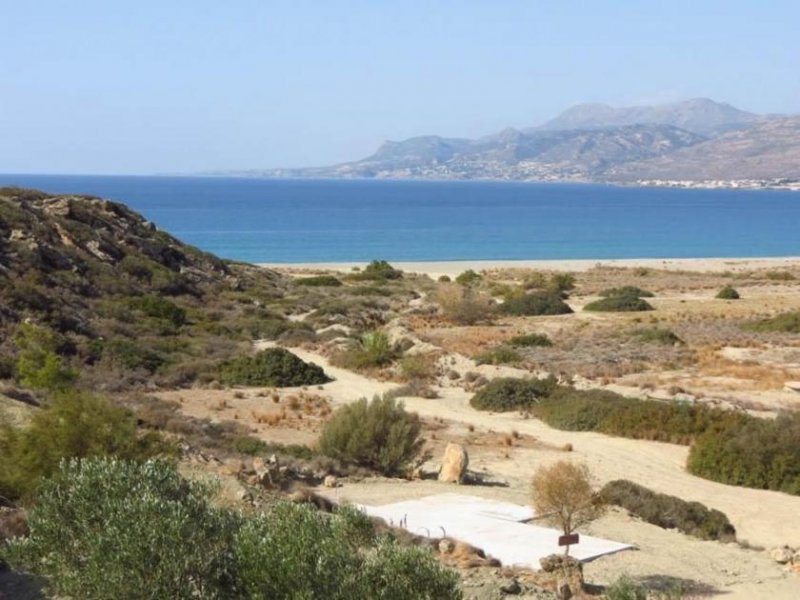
left=236, top=98, right=800, bottom=185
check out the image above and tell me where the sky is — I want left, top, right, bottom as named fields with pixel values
left=1, top=1, right=798, bottom=174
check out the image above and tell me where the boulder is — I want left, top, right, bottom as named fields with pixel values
left=438, top=442, right=469, bottom=484
left=770, top=546, right=794, bottom=564
left=438, top=538, right=455, bottom=554
left=323, top=475, right=338, bottom=488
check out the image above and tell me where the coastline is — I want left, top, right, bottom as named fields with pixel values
left=258, top=256, right=800, bottom=278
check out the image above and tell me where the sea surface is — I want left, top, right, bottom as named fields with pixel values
left=1, top=174, right=799, bottom=263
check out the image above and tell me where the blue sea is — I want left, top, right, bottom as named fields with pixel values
left=0, top=175, right=798, bottom=263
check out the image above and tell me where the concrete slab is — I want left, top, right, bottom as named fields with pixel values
left=360, top=493, right=633, bottom=569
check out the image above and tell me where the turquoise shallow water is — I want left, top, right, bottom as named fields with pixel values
left=1, top=174, right=799, bottom=263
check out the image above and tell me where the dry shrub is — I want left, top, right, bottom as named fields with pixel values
left=435, top=283, right=493, bottom=325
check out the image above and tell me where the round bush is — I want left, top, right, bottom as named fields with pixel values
left=470, top=377, right=558, bottom=411
left=218, top=347, right=331, bottom=387
left=499, top=293, right=573, bottom=316
left=584, top=295, right=654, bottom=312
left=715, top=285, right=740, bottom=300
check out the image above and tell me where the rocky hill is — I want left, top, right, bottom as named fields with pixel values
left=249, top=98, right=799, bottom=184
left=537, top=97, right=759, bottom=137
left=606, top=116, right=800, bottom=182
left=0, top=187, right=286, bottom=390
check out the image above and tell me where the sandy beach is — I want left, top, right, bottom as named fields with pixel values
left=259, top=256, right=800, bottom=278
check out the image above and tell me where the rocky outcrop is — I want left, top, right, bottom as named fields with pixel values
left=438, top=442, right=468, bottom=484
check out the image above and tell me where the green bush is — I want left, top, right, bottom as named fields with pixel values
left=743, top=311, right=800, bottom=334
left=219, top=348, right=331, bottom=387
left=455, top=269, right=482, bottom=286
left=295, top=275, right=343, bottom=287
left=584, top=295, right=654, bottom=312
left=475, top=346, right=522, bottom=365
left=548, top=273, right=576, bottom=295
left=128, top=295, right=186, bottom=327
left=601, top=480, right=736, bottom=541
left=102, top=338, right=166, bottom=373
left=0, top=393, right=167, bottom=501
left=687, top=412, right=800, bottom=494
left=13, top=323, right=77, bottom=392
left=350, top=260, right=403, bottom=281
left=4, top=458, right=239, bottom=599
left=604, top=576, right=647, bottom=600
left=599, top=286, right=654, bottom=298
left=469, top=377, right=558, bottom=411
left=508, top=333, right=553, bottom=347
left=764, top=270, right=795, bottom=281
left=499, top=292, right=573, bottom=316
left=318, top=396, right=423, bottom=475
left=235, top=502, right=460, bottom=600
left=398, top=354, right=437, bottom=382
left=630, top=328, right=683, bottom=345
left=334, top=330, right=398, bottom=370
left=716, top=285, right=740, bottom=300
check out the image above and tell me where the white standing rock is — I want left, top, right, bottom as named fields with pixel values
left=438, top=442, right=469, bottom=484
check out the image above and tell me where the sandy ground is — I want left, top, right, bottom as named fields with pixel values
left=260, top=256, right=800, bottom=278
left=228, top=345, right=800, bottom=599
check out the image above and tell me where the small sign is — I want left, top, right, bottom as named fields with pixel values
left=558, top=533, right=579, bottom=546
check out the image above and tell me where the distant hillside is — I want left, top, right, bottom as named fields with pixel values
left=244, top=98, right=800, bottom=184
left=537, top=98, right=759, bottom=137
left=606, top=117, right=800, bottom=181
left=265, top=124, right=704, bottom=181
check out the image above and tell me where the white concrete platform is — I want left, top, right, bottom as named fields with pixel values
left=360, top=493, right=633, bottom=569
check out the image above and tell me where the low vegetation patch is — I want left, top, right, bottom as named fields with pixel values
left=716, top=285, right=740, bottom=300
left=601, top=479, right=736, bottom=541
left=318, top=396, right=423, bottom=476
left=218, top=348, right=331, bottom=387
left=584, top=295, right=654, bottom=312
left=599, top=286, right=654, bottom=298
left=295, top=275, right=343, bottom=287
left=332, top=330, right=398, bottom=370
left=455, top=269, right=482, bottom=286
left=498, top=292, right=572, bottom=316
left=436, top=283, right=493, bottom=325
left=226, top=435, right=315, bottom=460
left=469, top=377, right=558, bottom=411
left=743, top=311, right=800, bottom=334
left=508, top=333, right=553, bottom=347
left=475, top=345, right=523, bottom=365
left=349, top=260, right=403, bottom=281
left=630, top=328, right=683, bottom=345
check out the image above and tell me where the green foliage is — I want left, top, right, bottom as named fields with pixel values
left=295, top=275, right=343, bottom=287
left=13, top=323, right=77, bottom=392
left=335, top=330, right=398, bottom=370
left=604, top=576, right=647, bottom=600
left=4, top=458, right=238, bottom=599
left=436, top=283, right=493, bottom=325
left=398, top=354, right=437, bottom=382
left=548, top=273, right=576, bottom=294
left=318, top=396, right=423, bottom=475
left=0, top=393, right=167, bottom=501
left=508, top=333, right=553, bottom=347
left=235, top=502, right=460, bottom=600
left=102, top=338, right=166, bottom=373
left=599, top=286, right=654, bottom=298
left=128, top=294, right=186, bottom=327
left=226, top=435, right=315, bottom=460
left=743, top=311, right=800, bottom=334
left=601, top=480, right=736, bottom=541
left=455, top=269, right=482, bottom=286
left=350, top=260, right=403, bottom=281
left=716, top=285, right=740, bottom=300
left=687, top=411, right=800, bottom=494
left=219, top=348, right=331, bottom=387
left=475, top=345, right=522, bottom=365
left=584, top=295, right=654, bottom=312
left=499, top=292, right=573, bottom=316
left=630, top=328, right=683, bottom=345
left=469, top=377, right=558, bottom=411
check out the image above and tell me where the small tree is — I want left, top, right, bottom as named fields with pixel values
left=531, top=461, right=604, bottom=555
left=14, top=323, right=77, bottom=392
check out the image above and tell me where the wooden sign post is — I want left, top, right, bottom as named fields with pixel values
left=558, top=533, right=579, bottom=556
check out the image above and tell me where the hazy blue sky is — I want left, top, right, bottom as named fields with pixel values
left=1, top=1, right=798, bottom=174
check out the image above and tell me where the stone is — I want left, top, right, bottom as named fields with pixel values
left=500, top=578, right=522, bottom=595
left=439, top=538, right=455, bottom=554
left=770, top=546, right=794, bottom=564
left=323, top=475, right=338, bottom=488
left=556, top=580, right=572, bottom=600
left=438, top=442, right=469, bottom=484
